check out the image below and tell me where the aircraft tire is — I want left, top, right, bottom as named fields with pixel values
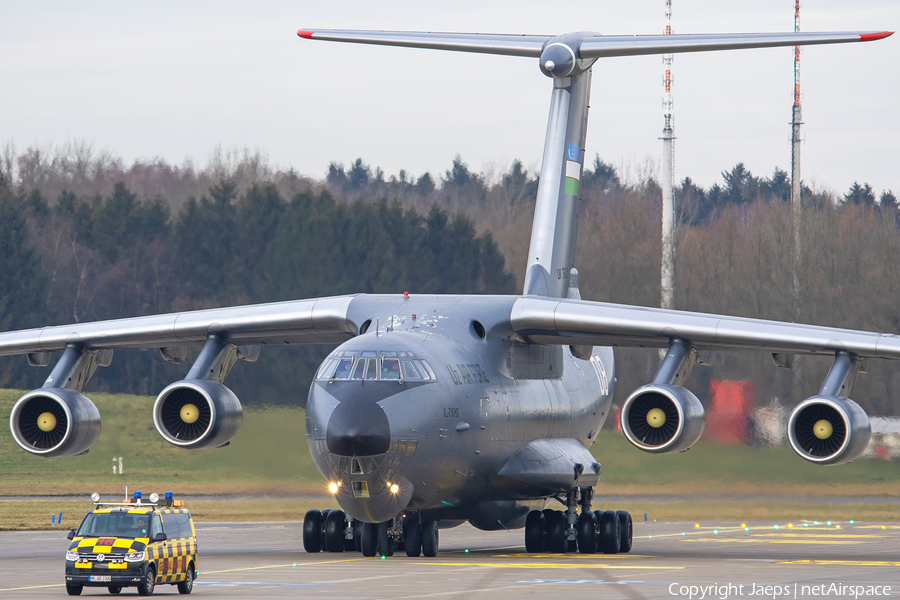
left=360, top=522, right=378, bottom=557
left=576, top=510, right=598, bottom=554
left=422, top=519, right=439, bottom=557
left=404, top=518, right=422, bottom=557
left=617, top=510, right=633, bottom=553
left=324, top=509, right=346, bottom=553
left=376, top=521, right=395, bottom=557
left=544, top=511, right=567, bottom=553
left=302, top=509, right=323, bottom=553
left=599, top=510, right=620, bottom=554
left=353, top=519, right=363, bottom=552
left=524, top=510, right=545, bottom=553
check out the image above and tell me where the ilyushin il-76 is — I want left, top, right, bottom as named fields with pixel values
left=3, top=23, right=893, bottom=558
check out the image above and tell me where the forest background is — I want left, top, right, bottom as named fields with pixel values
left=1, top=142, right=898, bottom=420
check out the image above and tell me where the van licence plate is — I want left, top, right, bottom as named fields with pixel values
left=89, top=576, right=111, bottom=582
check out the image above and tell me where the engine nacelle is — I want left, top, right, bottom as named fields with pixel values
left=9, top=389, right=101, bottom=457
left=788, top=395, right=870, bottom=465
left=621, top=383, right=705, bottom=454
left=153, top=380, right=243, bottom=450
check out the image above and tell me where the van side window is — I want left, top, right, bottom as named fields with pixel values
left=149, top=514, right=162, bottom=539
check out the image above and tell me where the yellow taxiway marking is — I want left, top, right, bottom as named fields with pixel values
left=857, top=525, right=900, bottom=530
left=683, top=538, right=860, bottom=545
left=0, top=584, right=63, bottom=592
left=781, top=560, right=900, bottom=567
left=752, top=533, right=882, bottom=539
left=417, top=561, right=681, bottom=569
left=203, top=557, right=369, bottom=575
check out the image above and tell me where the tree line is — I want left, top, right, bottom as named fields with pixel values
left=1, top=142, right=898, bottom=415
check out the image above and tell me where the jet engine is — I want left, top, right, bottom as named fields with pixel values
left=153, top=380, right=243, bottom=450
left=620, top=384, right=705, bottom=454
left=9, top=389, right=101, bottom=457
left=788, top=396, right=870, bottom=465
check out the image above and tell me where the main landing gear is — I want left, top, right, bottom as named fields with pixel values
left=303, top=509, right=440, bottom=557
left=524, top=487, right=632, bottom=554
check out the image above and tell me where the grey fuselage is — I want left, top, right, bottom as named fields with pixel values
left=305, top=294, right=614, bottom=527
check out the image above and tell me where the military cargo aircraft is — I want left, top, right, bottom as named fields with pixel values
left=3, top=25, right=893, bottom=558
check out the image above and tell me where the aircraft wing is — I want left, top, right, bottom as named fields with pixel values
left=299, top=28, right=892, bottom=58
left=0, top=295, right=360, bottom=357
left=510, top=297, right=900, bottom=359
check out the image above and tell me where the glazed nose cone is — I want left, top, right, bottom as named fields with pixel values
left=326, top=398, right=390, bottom=456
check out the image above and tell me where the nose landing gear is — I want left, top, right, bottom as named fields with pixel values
left=524, top=487, right=632, bottom=554
left=302, top=509, right=441, bottom=557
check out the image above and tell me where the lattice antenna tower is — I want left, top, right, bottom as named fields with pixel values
left=660, top=0, right=676, bottom=310
left=791, top=0, right=803, bottom=315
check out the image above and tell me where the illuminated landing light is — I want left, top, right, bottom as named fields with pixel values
left=774, top=525, right=780, bottom=529
left=836, top=525, right=841, bottom=529
left=813, top=419, right=833, bottom=440
left=741, top=523, right=746, bottom=528
left=37, top=412, right=57, bottom=432
left=788, top=523, right=793, bottom=528
left=695, top=523, right=700, bottom=528
left=646, top=408, right=666, bottom=428
left=328, top=482, right=339, bottom=494
left=389, top=483, right=400, bottom=494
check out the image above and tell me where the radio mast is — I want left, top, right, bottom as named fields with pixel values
left=660, top=0, right=676, bottom=310
left=791, top=0, right=803, bottom=317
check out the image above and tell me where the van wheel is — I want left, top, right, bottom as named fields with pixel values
left=137, top=566, right=156, bottom=596
left=177, top=565, right=194, bottom=594
left=108, top=586, right=122, bottom=594
left=65, top=584, right=82, bottom=596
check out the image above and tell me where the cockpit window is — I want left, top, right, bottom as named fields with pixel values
left=364, top=358, right=378, bottom=380
left=318, top=351, right=436, bottom=381
left=381, top=358, right=401, bottom=380
left=332, top=358, right=354, bottom=380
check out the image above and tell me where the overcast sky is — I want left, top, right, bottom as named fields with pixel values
left=1, top=1, right=897, bottom=196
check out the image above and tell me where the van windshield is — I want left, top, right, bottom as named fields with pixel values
left=76, top=511, right=151, bottom=539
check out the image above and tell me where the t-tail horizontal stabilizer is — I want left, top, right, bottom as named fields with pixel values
left=299, top=27, right=892, bottom=299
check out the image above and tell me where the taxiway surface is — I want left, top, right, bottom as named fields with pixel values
left=2, top=520, right=899, bottom=599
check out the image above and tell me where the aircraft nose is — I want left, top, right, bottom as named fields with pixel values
left=326, top=398, right=390, bottom=456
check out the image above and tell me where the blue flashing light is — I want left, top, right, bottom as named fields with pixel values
left=133, top=491, right=141, bottom=499
left=165, top=492, right=173, bottom=499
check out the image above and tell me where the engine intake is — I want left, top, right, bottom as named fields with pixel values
left=621, top=383, right=705, bottom=454
left=788, top=396, right=870, bottom=465
left=9, top=389, right=101, bottom=457
left=153, top=380, right=243, bottom=450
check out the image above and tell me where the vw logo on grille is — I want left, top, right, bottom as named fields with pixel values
left=96, top=554, right=105, bottom=562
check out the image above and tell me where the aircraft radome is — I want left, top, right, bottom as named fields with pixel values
left=2, top=24, right=894, bottom=557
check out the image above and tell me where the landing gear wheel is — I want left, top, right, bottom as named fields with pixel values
left=598, top=510, right=620, bottom=554
left=361, top=522, right=378, bottom=557
left=576, top=510, right=598, bottom=554
left=302, top=509, right=323, bottom=553
left=376, top=521, right=395, bottom=557
left=617, top=510, right=633, bottom=553
left=177, top=565, right=194, bottom=594
left=524, top=510, right=545, bottom=553
left=422, top=519, right=439, bottom=557
left=544, top=510, right=567, bottom=553
left=404, top=518, right=422, bottom=557
left=324, top=509, right=346, bottom=553
left=108, top=586, right=122, bottom=595
left=137, top=566, right=156, bottom=596
left=353, top=519, right=363, bottom=552
left=65, top=584, right=82, bottom=596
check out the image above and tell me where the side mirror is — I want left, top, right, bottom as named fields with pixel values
left=153, top=532, right=167, bottom=542
left=67, top=529, right=75, bottom=540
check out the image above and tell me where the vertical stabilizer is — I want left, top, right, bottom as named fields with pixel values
left=522, top=70, right=593, bottom=297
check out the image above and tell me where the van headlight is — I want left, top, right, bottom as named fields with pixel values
left=66, top=550, right=78, bottom=561
left=124, top=551, right=145, bottom=562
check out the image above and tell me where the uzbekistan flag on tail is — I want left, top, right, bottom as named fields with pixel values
left=565, top=144, right=582, bottom=196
